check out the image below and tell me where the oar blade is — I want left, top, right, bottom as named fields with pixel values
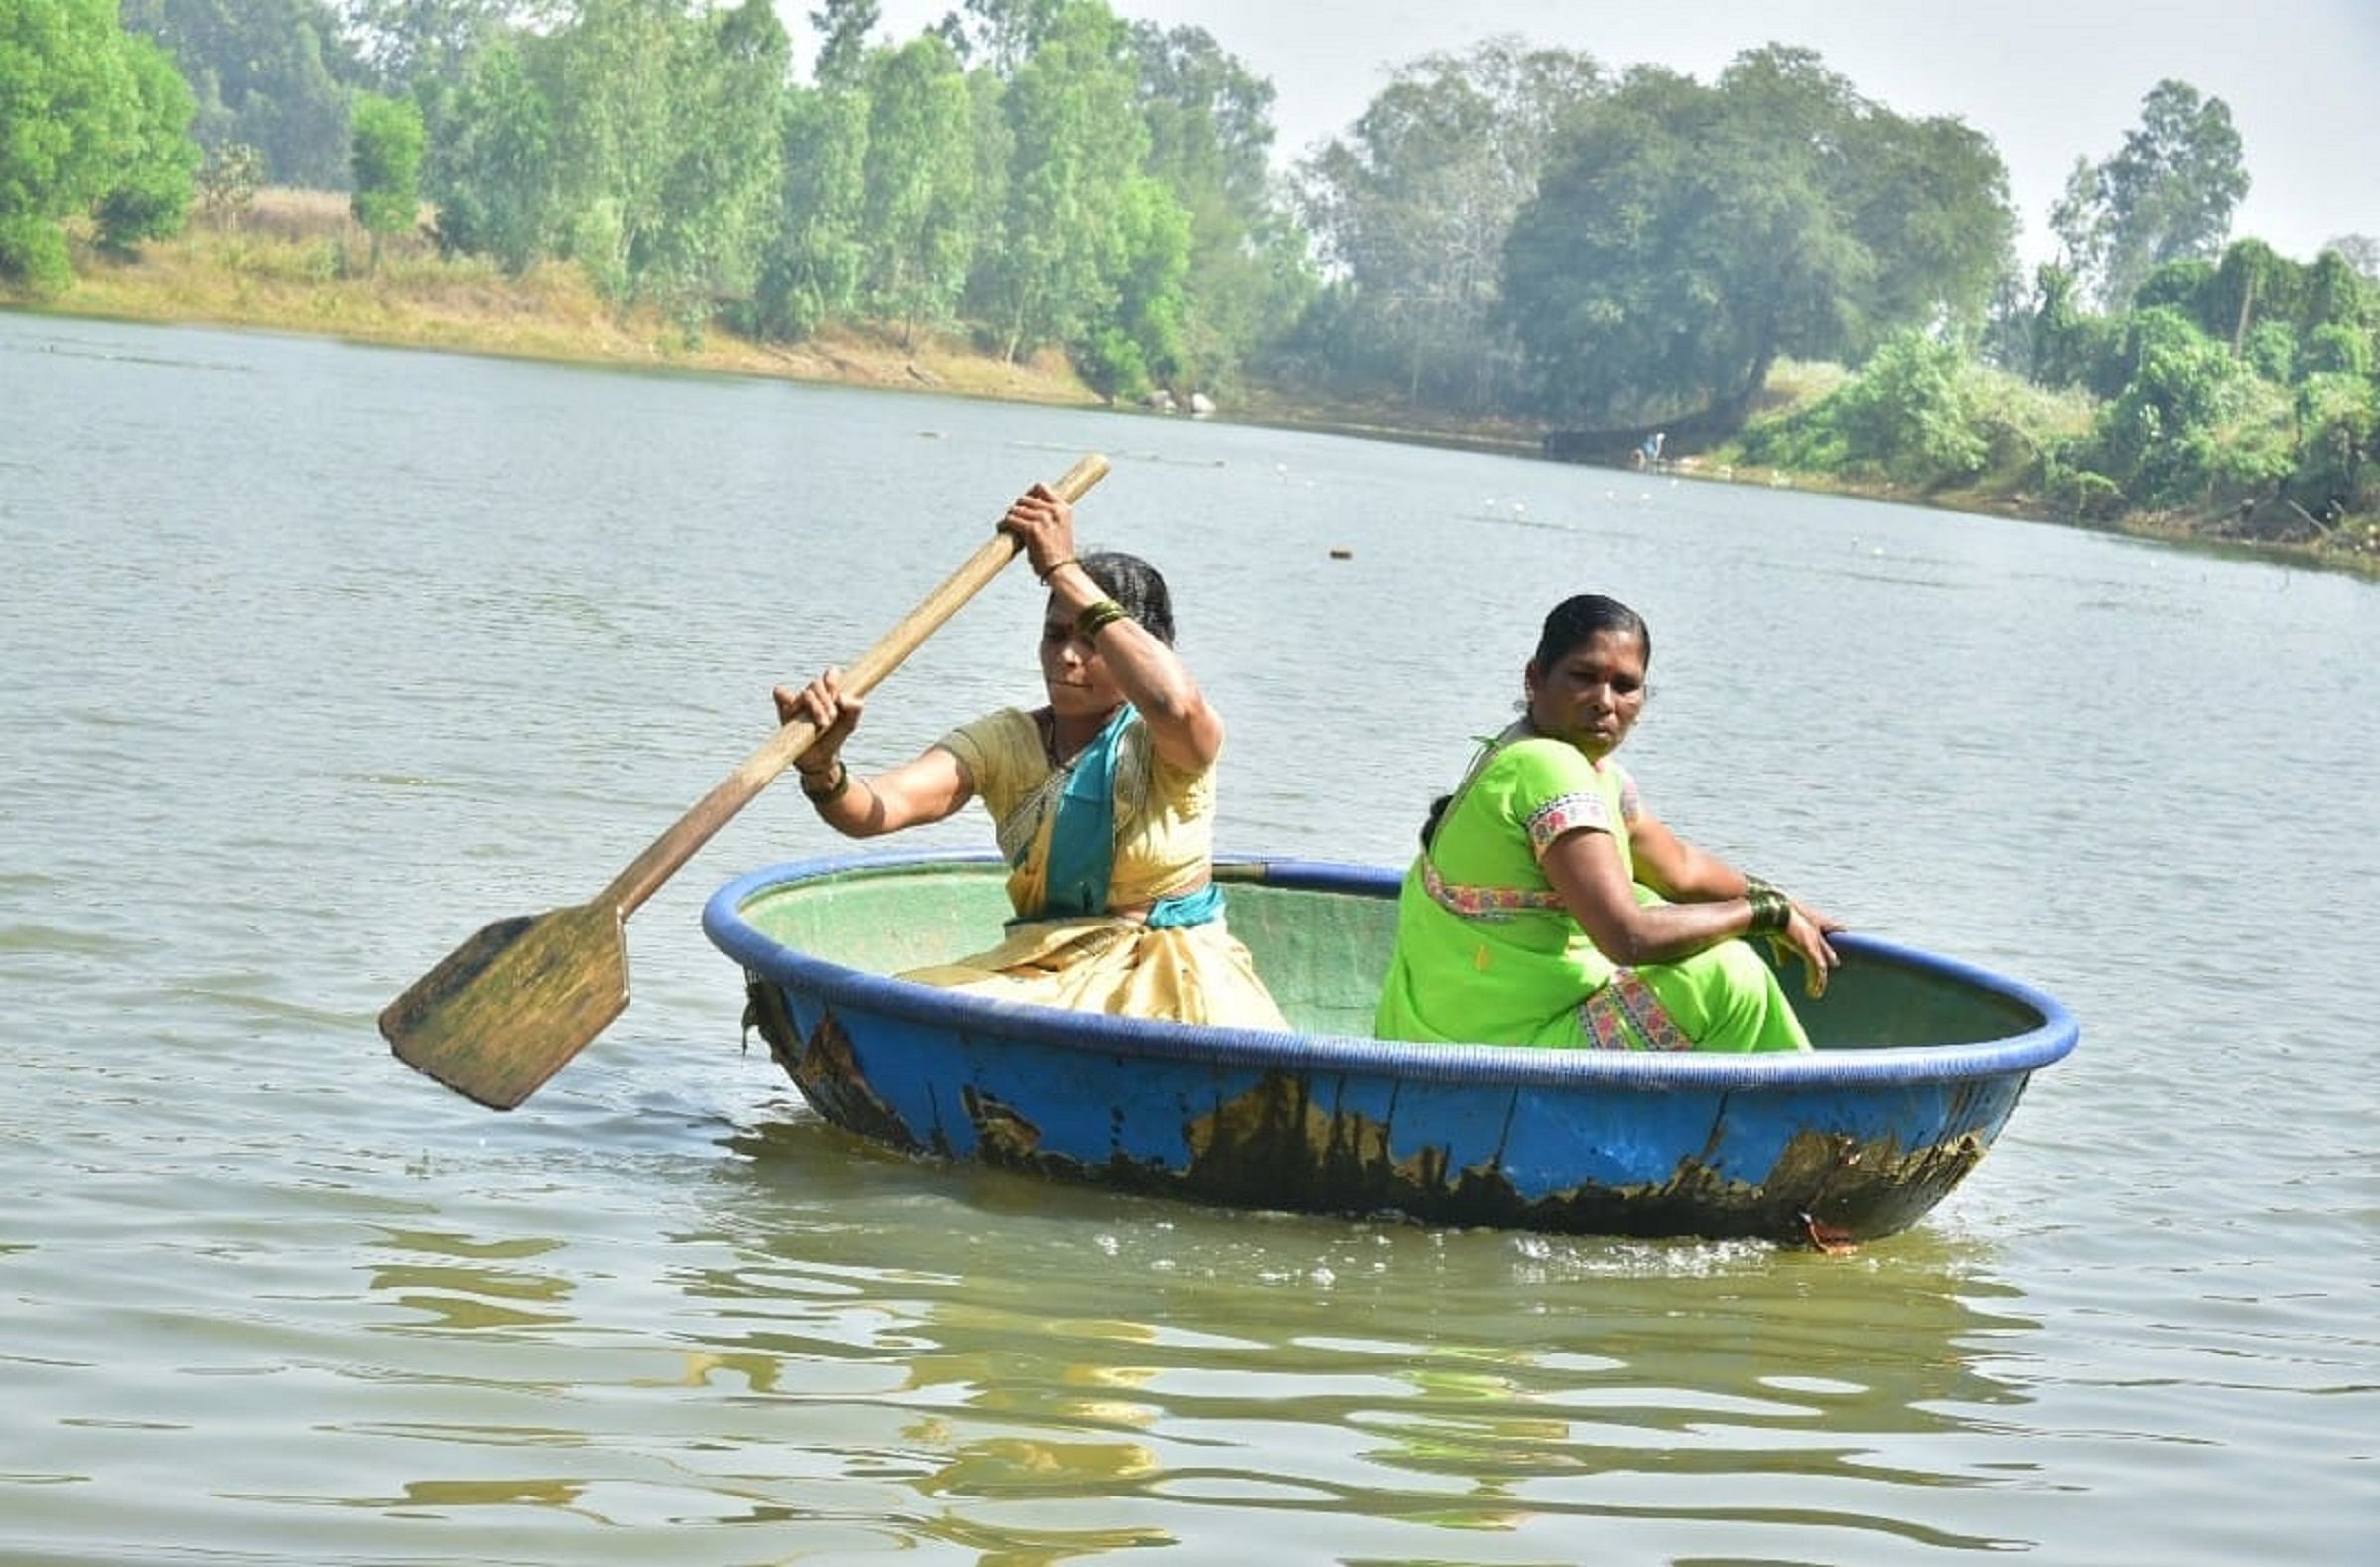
left=380, top=902, right=629, bottom=1110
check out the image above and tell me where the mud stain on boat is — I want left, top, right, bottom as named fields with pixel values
left=750, top=983, right=2020, bottom=1246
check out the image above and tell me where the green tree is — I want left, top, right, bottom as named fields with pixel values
left=94, top=32, right=200, bottom=253
left=1747, top=329, right=1989, bottom=485
left=749, top=81, right=870, bottom=337
left=2304, top=323, right=2373, bottom=379
left=1503, top=47, right=2013, bottom=432
left=2202, top=240, right=2301, bottom=354
left=969, top=0, right=1148, bottom=362
left=1128, top=20, right=1306, bottom=393
left=2293, top=371, right=2374, bottom=515
left=2026, top=263, right=2118, bottom=391
left=856, top=33, right=976, bottom=339
left=2302, top=247, right=2377, bottom=343
left=2124, top=240, right=2377, bottom=378
left=549, top=0, right=684, bottom=297
left=1074, top=172, right=1190, bottom=399
left=2049, top=79, right=2248, bottom=311
left=810, top=0, right=878, bottom=88
left=345, top=0, right=501, bottom=92
left=1298, top=36, right=1603, bottom=411
left=635, top=0, right=788, bottom=327
left=350, top=90, right=425, bottom=265
left=122, top=0, right=357, bottom=188
left=2324, top=235, right=2380, bottom=281
left=1, top=0, right=175, bottom=290
left=2242, top=318, right=2299, bottom=383
left=955, top=0, right=1066, bottom=75
left=426, top=38, right=556, bottom=273
left=2088, top=306, right=2261, bottom=505
left=1844, top=109, right=2013, bottom=343
left=960, top=58, right=1011, bottom=299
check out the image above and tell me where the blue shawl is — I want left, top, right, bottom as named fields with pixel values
left=1031, top=706, right=1222, bottom=929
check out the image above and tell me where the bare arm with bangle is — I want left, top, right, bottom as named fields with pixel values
left=773, top=670, right=973, bottom=838
left=1003, top=485, right=1223, bottom=774
left=773, top=481, right=1213, bottom=841
left=1549, top=806, right=1842, bottom=995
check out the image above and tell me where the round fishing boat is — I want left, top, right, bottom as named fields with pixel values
left=703, top=851, right=2077, bottom=1246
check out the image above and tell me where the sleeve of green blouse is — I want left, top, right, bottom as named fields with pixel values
left=1499, top=740, right=1619, bottom=861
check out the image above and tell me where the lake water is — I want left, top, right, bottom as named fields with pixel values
left=1, top=311, right=2372, bottom=1564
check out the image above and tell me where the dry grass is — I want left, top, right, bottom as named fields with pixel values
left=227, top=186, right=366, bottom=244
left=1759, top=356, right=1852, bottom=409
left=15, top=187, right=1098, bottom=406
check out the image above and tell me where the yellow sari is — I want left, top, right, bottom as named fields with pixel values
left=898, top=707, right=1288, bottom=1030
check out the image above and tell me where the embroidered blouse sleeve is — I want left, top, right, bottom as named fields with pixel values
left=1500, top=741, right=1617, bottom=860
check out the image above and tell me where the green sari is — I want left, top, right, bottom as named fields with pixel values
left=1372, top=733, right=1809, bottom=1052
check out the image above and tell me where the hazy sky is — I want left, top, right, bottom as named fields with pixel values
left=816, top=0, right=2379, bottom=268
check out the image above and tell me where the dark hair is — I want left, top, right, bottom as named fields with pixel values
left=1420, top=792, right=1454, bottom=848
left=1532, top=593, right=1650, bottom=673
left=1079, top=551, right=1177, bottom=645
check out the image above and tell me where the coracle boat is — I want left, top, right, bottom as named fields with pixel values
left=703, top=851, right=2077, bottom=1247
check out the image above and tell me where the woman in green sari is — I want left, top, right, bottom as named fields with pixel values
left=1375, top=594, right=1840, bottom=1052
left=773, top=483, right=1286, bottom=1030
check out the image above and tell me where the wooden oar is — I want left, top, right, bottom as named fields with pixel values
left=381, top=452, right=1113, bottom=1110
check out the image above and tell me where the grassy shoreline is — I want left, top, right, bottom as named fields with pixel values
left=13, top=194, right=2372, bottom=580
left=11, top=191, right=1105, bottom=407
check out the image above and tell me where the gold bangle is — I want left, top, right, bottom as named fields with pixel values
left=799, top=759, right=849, bottom=803
left=1035, top=555, right=1078, bottom=582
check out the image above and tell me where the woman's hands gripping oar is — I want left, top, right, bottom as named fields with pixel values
left=380, top=453, right=1113, bottom=1110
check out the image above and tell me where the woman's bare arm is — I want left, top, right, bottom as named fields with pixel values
left=1541, top=825, right=1841, bottom=993
left=773, top=674, right=975, bottom=838
left=1540, top=827, right=1757, bottom=967
left=1004, top=484, right=1223, bottom=773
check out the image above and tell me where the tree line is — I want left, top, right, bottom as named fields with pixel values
left=5, top=0, right=2374, bottom=538
left=1743, top=83, right=2375, bottom=542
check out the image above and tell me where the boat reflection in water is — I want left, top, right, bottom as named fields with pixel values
left=678, top=1117, right=2050, bottom=1555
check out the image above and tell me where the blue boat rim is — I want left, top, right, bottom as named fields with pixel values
left=703, top=849, right=2079, bottom=1091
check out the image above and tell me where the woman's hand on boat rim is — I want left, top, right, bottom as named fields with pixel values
left=1779, top=905, right=1843, bottom=997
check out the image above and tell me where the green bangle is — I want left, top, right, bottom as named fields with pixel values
left=1075, top=598, right=1129, bottom=639
left=799, top=759, right=849, bottom=804
left=1744, top=877, right=1791, bottom=934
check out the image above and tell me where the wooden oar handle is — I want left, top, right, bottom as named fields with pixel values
left=599, top=454, right=1111, bottom=918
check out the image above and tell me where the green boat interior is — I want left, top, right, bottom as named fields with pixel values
left=730, top=859, right=2048, bottom=1050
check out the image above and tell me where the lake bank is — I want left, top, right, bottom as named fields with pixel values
left=12, top=197, right=2371, bottom=580
left=1659, top=456, right=2380, bottom=580
left=9, top=191, right=1102, bottom=409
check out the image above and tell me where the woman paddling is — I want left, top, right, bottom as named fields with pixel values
left=1375, top=593, right=1840, bottom=1052
left=775, top=483, right=1287, bottom=1030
